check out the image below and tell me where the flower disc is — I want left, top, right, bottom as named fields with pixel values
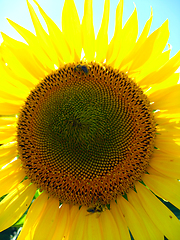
left=17, top=62, right=156, bottom=206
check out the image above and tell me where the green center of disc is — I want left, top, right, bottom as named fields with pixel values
left=34, top=79, right=123, bottom=176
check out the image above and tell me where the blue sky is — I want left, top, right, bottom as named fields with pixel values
left=0, top=0, right=179, bottom=57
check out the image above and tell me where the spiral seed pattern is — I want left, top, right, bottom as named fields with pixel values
left=17, top=62, right=156, bottom=206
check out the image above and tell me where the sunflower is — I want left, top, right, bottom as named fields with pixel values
left=0, top=0, right=180, bottom=239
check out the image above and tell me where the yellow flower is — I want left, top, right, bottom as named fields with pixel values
left=0, top=0, right=180, bottom=239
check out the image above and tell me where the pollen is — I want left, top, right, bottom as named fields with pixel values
left=17, top=62, right=156, bottom=206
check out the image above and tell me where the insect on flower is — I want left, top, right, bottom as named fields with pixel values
left=87, top=204, right=107, bottom=216
left=74, top=64, right=89, bottom=75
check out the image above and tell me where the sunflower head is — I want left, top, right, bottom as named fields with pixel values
left=0, top=0, right=180, bottom=239
left=16, top=60, right=156, bottom=206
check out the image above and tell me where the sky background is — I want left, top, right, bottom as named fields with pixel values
left=0, top=0, right=179, bottom=57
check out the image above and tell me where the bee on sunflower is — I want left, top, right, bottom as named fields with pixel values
left=0, top=0, right=180, bottom=239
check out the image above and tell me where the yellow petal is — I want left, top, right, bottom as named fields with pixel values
left=117, top=196, right=150, bottom=240
left=106, top=0, right=123, bottom=63
left=33, top=198, right=59, bottom=240
left=147, top=165, right=169, bottom=178
left=120, top=7, right=153, bottom=71
left=110, top=201, right=131, bottom=240
left=0, top=180, right=36, bottom=232
left=0, top=117, right=17, bottom=127
left=150, top=84, right=180, bottom=113
left=0, top=167, right=26, bottom=197
left=128, top=19, right=169, bottom=73
left=127, top=28, right=160, bottom=72
left=150, top=153, right=180, bottom=179
left=0, top=56, right=31, bottom=98
left=139, top=50, right=180, bottom=86
left=134, top=49, right=171, bottom=83
left=136, top=181, right=180, bottom=240
left=62, top=0, right=82, bottom=61
left=32, top=0, right=72, bottom=64
left=143, top=174, right=180, bottom=209
left=0, top=136, right=16, bottom=145
left=133, top=7, right=153, bottom=49
left=156, top=121, right=180, bottom=137
left=7, top=18, right=55, bottom=72
left=0, top=149, right=17, bottom=168
left=113, top=6, right=138, bottom=68
left=68, top=205, right=80, bottom=228
left=81, top=0, right=95, bottom=61
left=0, top=158, right=21, bottom=180
left=18, top=192, right=48, bottom=240
left=0, top=102, right=21, bottom=115
left=1, top=32, right=45, bottom=79
left=26, top=0, right=59, bottom=67
left=155, top=139, right=180, bottom=157
left=83, top=210, right=102, bottom=240
left=145, top=72, right=179, bottom=97
left=99, top=209, right=121, bottom=240
left=0, top=90, right=25, bottom=102
left=0, top=45, right=38, bottom=88
left=0, top=142, right=17, bottom=156
left=128, top=189, right=164, bottom=240
left=95, top=0, right=110, bottom=62
left=52, top=204, right=70, bottom=240
left=0, top=123, right=16, bottom=130
left=68, top=206, right=87, bottom=240
left=0, top=128, right=16, bottom=142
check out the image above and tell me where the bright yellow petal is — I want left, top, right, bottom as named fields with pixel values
left=7, top=18, right=55, bottom=72
left=95, top=0, right=110, bottom=62
left=128, top=189, right=164, bottom=240
left=0, top=101, right=21, bottom=115
left=136, top=181, right=180, bottom=240
left=0, top=90, right=25, bottom=102
left=0, top=127, right=16, bottom=142
left=83, top=210, right=102, bottom=240
left=106, top=0, right=123, bottom=63
left=150, top=153, right=180, bottom=179
left=117, top=196, right=150, bottom=240
left=128, top=19, right=169, bottom=73
left=0, top=149, right=17, bottom=168
left=0, top=180, right=36, bottom=232
left=68, top=206, right=87, bottom=240
left=143, top=174, right=180, bottom=209
left=110, top=201, right=131, bottom=240
left=0, top=45, right=38, bottom=88
left=18, top=192, right=48, bottom=240
left=150, top=84, right=180, bottom=114
left=147, top=165, right=169, bottom=178
left=52, top=204, right=70, bottom=240
left=145, top=72, right=179, bottom=97
left=0, top=142, right=17, bottom=156
left=33, top=198, right=59, bottom=240
left=1, top=32, right=45, bottom=79
left=134, top=49, right=171, bottom=83
left=120, top=7, right=153, bottom=71
left=62, top=0, right=82, bottom=61
left=26, top=0, right=59, bottom=67
left=81, top=0, right=95, bottom=61
left=32, top=0, right=72, bottom=64
left=139, top=50, right=180, bottom=86
left=0, top=166, right=26, bottom=197
left=155, top=139, right=180, bottom=157
left=113, top=6, right=138, bottom=68
left=99, top=209, right=121, bottom=240
left=0, top=56, right=31, bottom=98
left=0, top=158, right=21, bottom=180
left=0, top=117, right=17, bottom=127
